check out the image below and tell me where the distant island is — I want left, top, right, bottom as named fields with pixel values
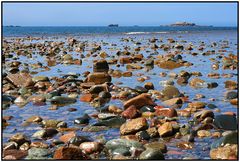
left=161, top=22, right=213, bottom=27
left=5, top=25, right=21, bottom=27
left=108, top=24, right=119, bottom=27
left=170, top=22, right=196, bottom=26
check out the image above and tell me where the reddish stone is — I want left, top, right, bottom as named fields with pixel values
left=154, top=105, right=164, bottom=110
left=79, top=94, right=93, bottom=102
left=3, top=116, right=13, bottom=121
left=223, top=112, right=236, bottom=116
left=59, top=131, right=76, bottom=143
left=53, top=146, right=87, bottom=160
left=230, top=98, right=237, bottom=105
left=86, top=72, right=111, bottom=84
left=6, top=73, right=32, bottom=88
left=121, top=105, right=139, bottom=119
left=3, top=149, right=28, bottom=160
left=155, top=108, right=178, bottom=118
left=119, top=57, right=132, bottom=64
left=123, top=93, right=156, bottom=109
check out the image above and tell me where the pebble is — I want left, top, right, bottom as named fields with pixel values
left=139, top=148, right=165, bottom=160
left=120, top=117, right=148, bottom=135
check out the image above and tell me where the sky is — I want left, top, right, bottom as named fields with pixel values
left=3, top=2, right=238, bottom=27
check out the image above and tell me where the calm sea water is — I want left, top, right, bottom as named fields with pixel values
left=3, top=26, right=237, bottom=37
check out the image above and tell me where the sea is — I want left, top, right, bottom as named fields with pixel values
left=3, top=26, right=237, bottom=37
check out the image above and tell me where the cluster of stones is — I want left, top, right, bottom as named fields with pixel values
left=2, top=36, right=238, bottom=160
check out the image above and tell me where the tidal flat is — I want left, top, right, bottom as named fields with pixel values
left=2, top=30, right=238, bottom=160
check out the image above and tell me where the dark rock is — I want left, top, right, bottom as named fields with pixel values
left=134, top=86, right=148, bottom=93
left=136, top=130, right=150, bottom=140
left=139, top=148, right=165, bottom=160
left=213, top=115, right=237, bottom=130
left=74, top=114, right=90, bottom=125
left=50, top=96, right=76, bottom=104
left=93, top=116, right=126, bottom=128
left=98, top=91, right=111, bottom=99
left=69, top=136, right=91, bottom=146
left=93, top=59, right=109, bottom=72
left=140, top=105, right=155, bottom=112
left=144, top=82, right=154, bottom=90
left=225, top=91, right=238, bottom=100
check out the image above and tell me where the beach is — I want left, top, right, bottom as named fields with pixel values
left=2, top=27, right=238, bottom=160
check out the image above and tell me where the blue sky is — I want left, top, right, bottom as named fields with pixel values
left=3, top=2, right=237, bottom=26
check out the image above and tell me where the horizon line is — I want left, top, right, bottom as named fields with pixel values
left=3, top=25, right=237, bottom=27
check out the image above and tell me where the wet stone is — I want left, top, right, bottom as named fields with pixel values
left=134, top=86, right=148, bottom=93
left=3, top=149, right=28, bottom=160
left=144, top=142, right=167, bottom=153
left=136, top=130, right=150, bottom=140
left=82, top=126, right=109, bottom=132
left=26, top=148, right=50, bottom=159
left=160, top=85, right=181, bottom=101
left=74, top=114, right=90, bottom=125
left=155, top=108, right=178, bottom=118
left=120, top=117, right=148, bottom=135
left=9, top=133, right=30, bottom=146
left=121, top=105, right=140, bottom=119
left=6, top=73, right=32, bottom=88
left=93, top=116, right=126, bottom=128
left=32, top=76, right=49, bottom=82
left=93, top=59, right=109, bottom=72
left=53, top=146, right=86, bottom=160
left=50, top=96, right=76, bottom=104
left=105, top=138, right=144, bottom=151
left=211, top=132, right=238, bottom=149
left=123, top=93, right=156, bottom=109
left=139, top=148, right=165, bottom=160
left=112, top=147, right=131, bottom=156
left=86, top=72, right=111, bottom=84
left=79, top=142, right=102, bottom=154
left=213, top=115, right=237, bottom=130
left=32, top=128, right=58, bottom=139
left=140, top=105, right=155, bottom=112
left=69, top=136, right=91, bottom=146
left=158, top=122, right=173, bottom=137
left=210, top=144, right=237, bottom=160
left=225, top=91, right=238, bottom=100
